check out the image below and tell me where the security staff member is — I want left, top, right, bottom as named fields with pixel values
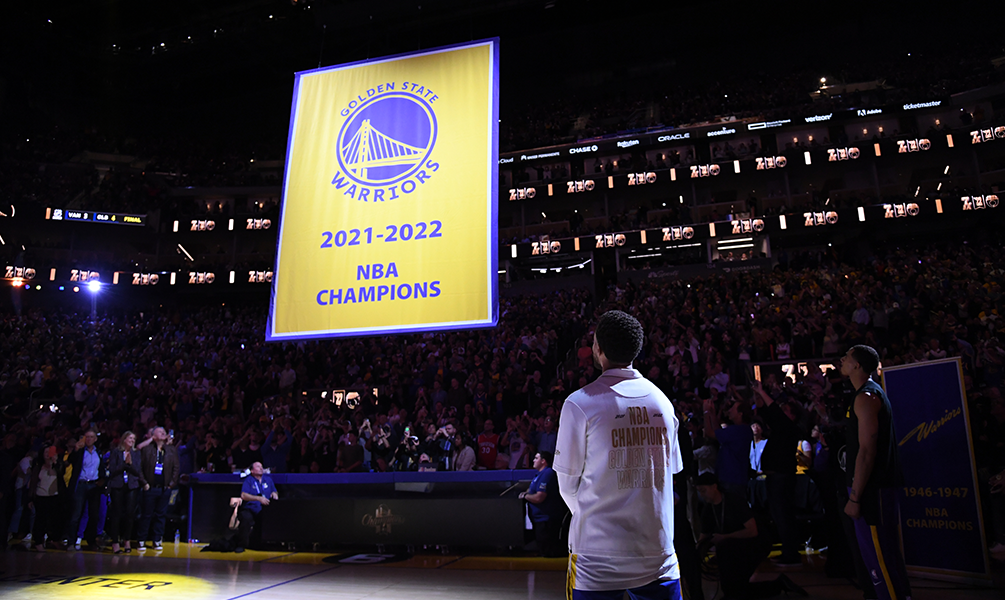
left=520, top=451, right=564, bottom=557
left=237, top=461, right=278, bottom=552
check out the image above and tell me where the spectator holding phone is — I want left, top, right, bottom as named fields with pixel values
left=26, top=446, right=65, bottom=552
left=137, top=427, right=179, bottom=550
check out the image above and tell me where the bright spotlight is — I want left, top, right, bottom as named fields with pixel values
left=87, top=280, right=101, bottom=293
left=72, top=286, right=80, bottom=293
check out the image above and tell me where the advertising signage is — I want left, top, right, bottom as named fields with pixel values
left=498, top=100, right=951, bottom=164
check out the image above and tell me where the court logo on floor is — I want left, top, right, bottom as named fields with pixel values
left=322, top=552, right=413, bottom=565
left=11, top=572, right=215, bottom=598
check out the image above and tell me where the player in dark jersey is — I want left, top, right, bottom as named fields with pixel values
left=840, top=345, right=912, bottom=600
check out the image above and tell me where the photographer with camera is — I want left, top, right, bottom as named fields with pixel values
left=391, top=428, right=422, bottom=471
left=365, top=418, right=397, bottom=472
left=419, top=423, right=455, bottom=470
left=694, top=473, right=806, bottom=599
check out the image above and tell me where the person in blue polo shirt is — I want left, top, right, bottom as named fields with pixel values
left=236, top=461, right=278, bottom=552
left=520, top=451, right=564, bottom=557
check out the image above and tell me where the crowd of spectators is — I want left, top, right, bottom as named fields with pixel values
left=0, top=236, right=1001, bottom=563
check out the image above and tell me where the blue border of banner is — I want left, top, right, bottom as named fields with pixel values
left=882, top=357, right=991, bottom=583
left=266, top=38, right=500, bottom=341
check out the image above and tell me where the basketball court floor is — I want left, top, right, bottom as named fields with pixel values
left=0, top=542, right=998, bottom=600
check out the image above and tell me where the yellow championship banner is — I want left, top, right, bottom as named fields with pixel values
left=268, top=39, right=499, bottom=341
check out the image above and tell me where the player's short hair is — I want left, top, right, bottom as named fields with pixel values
left=850, top=345, right=880, bottom=374
left=695, top=472, right=718, bottom=487
left=595, top=310, right=644, bottom=366
left=537, top=451, right=553, bottom=467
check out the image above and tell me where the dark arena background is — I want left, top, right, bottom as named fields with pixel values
left=1, top=1, right=1005, bottom=598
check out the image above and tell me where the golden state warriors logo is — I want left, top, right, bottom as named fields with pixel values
left=332, top=85, right=440, bottom=202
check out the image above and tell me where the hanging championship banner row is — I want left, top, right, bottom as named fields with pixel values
left=268, top=39, right=500, bottom=341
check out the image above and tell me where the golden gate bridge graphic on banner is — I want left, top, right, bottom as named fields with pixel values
left=340, top=119, right=428, bottom=181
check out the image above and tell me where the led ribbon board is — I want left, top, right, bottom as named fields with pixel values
left=268, top=39, right=500, bottom=340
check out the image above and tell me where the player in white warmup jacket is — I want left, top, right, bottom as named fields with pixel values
left=555, top=310, right=683, bottom=600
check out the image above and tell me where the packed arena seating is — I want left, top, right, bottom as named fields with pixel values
left=1, top=26, right=1003, bottom=578
left=0, top=235, right=1002, bottom=552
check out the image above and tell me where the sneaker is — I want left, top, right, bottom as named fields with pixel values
left=22, top=534, right=31, bottom=542
left=74, top=538, right=82, bottom=551
left=777, top=574, right=809, bottom=597
left=771, top=555, right=802, bottom=568
left=153, top=541, right=163, bottom=550
left=138, top=542, right=146, bottom=551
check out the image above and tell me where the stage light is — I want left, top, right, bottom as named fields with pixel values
left=820, top=77, right=826, bottom=84
left=73, top=286, right=80, bottom=293
left=88, top=280, right=101, bottom=293
left=24, top=284, right=30, bottom=290
left=35, top=285, right=40, bottom=290
left=58, top=286, right=64, bottom=291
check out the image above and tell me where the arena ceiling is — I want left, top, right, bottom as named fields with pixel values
left=0, top=1, right=1001, bottom=140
